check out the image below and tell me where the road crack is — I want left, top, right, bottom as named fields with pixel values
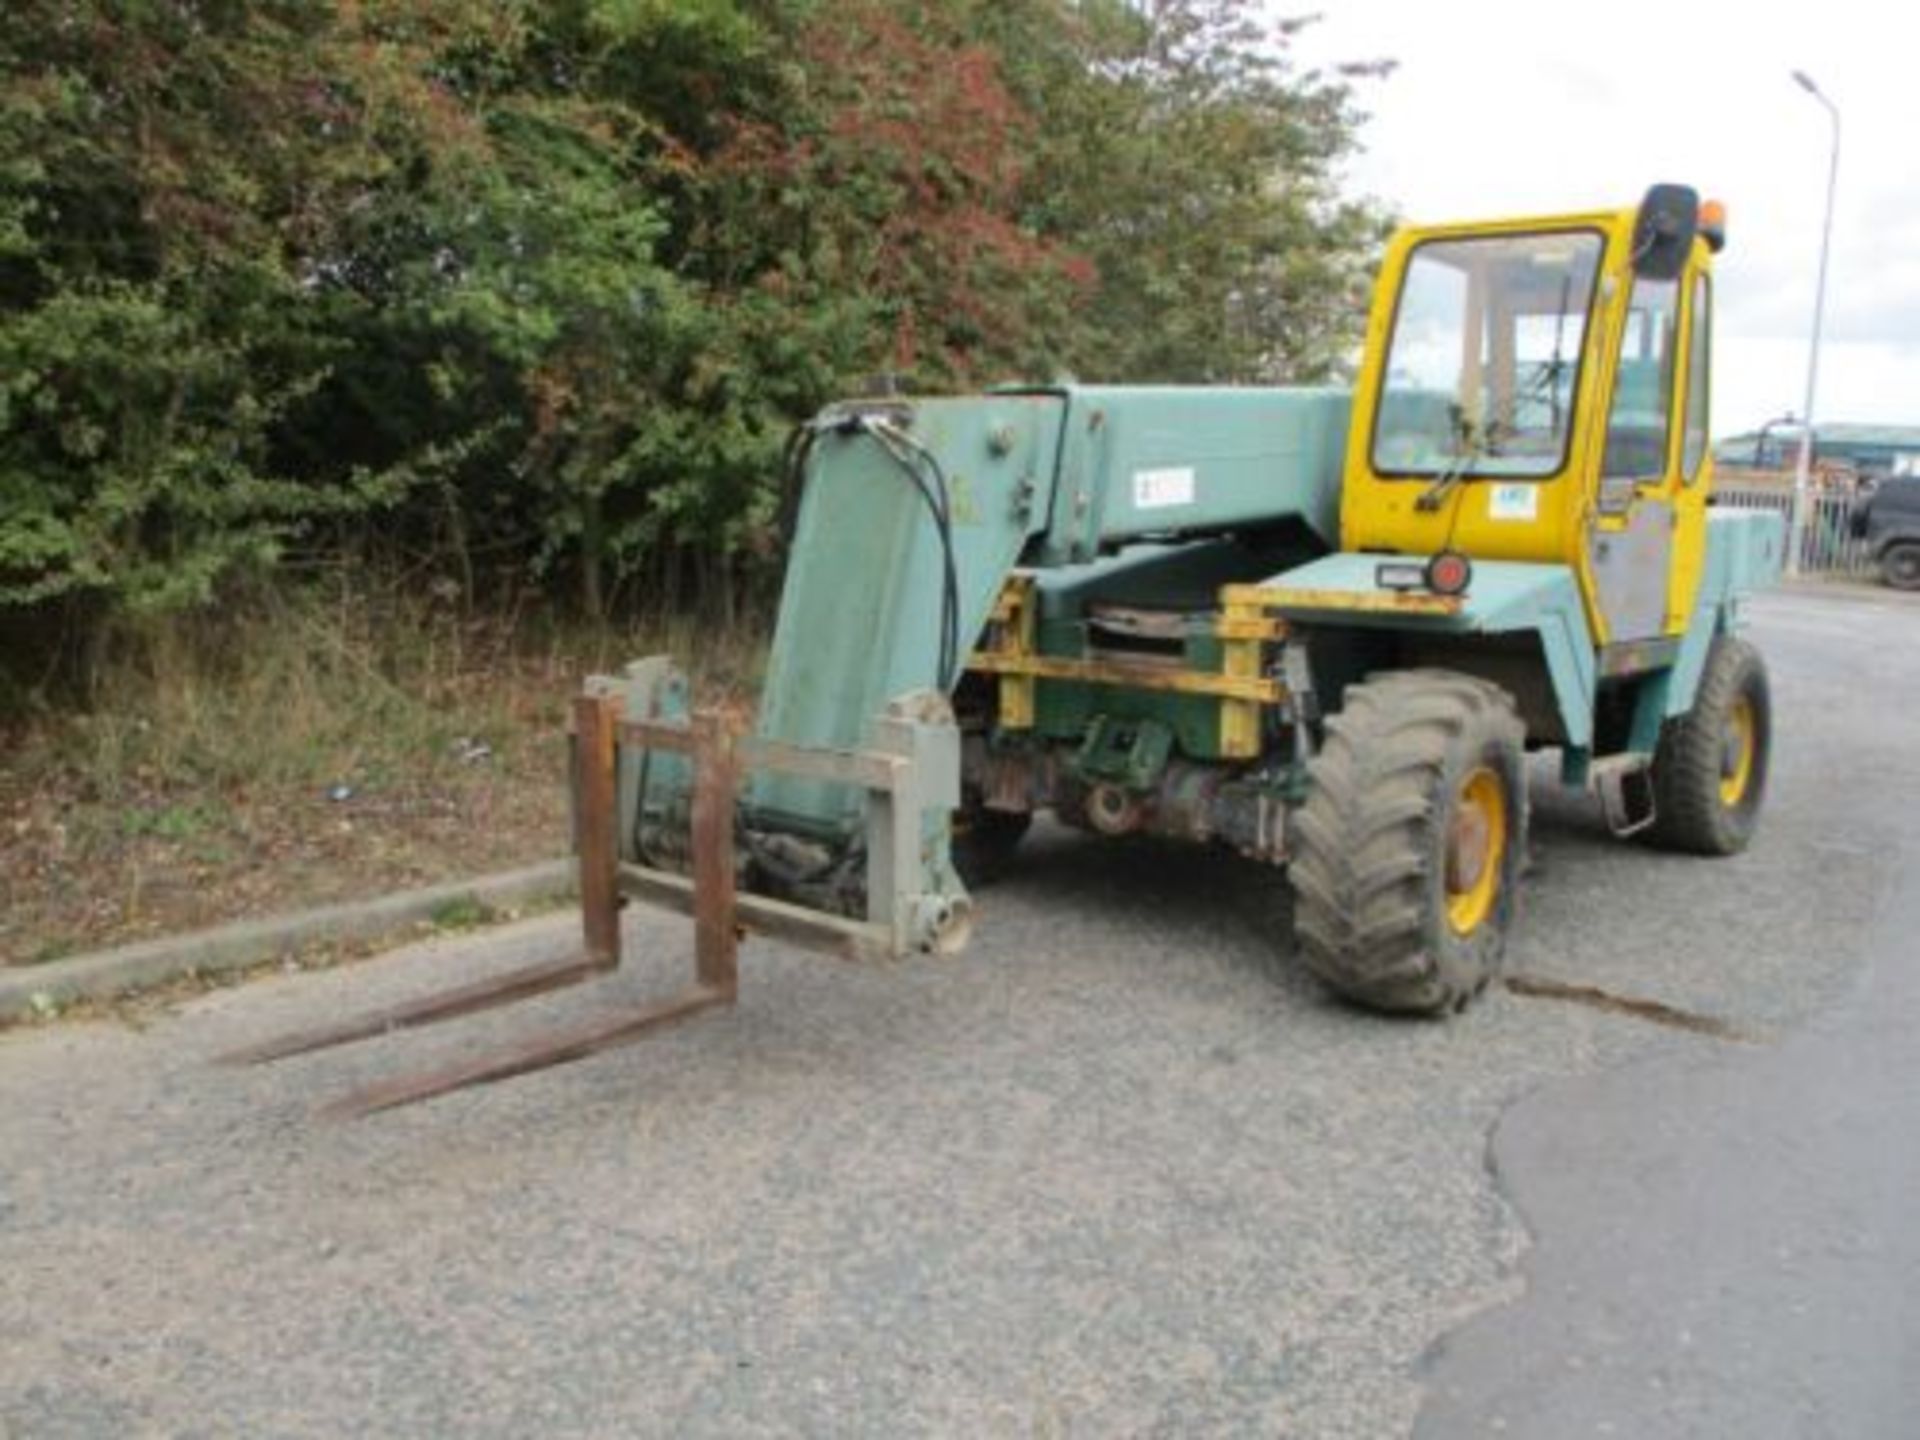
left=1504, top=974, right=1754, bottom=1041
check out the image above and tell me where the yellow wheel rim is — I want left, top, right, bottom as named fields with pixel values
left=1445, top=766, right=1508, bottom=936
left=1719, top=695, right=1756, bottom=807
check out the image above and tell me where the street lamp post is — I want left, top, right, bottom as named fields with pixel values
left=1756, top=410, right=1798, bottom=470
left=1788, top=69, right=1840, bottom=577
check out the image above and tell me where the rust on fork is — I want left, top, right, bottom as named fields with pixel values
left=228, top=689, right=750, bottom=1117
left=317, top=985, right=734, bottom=1119
left=219, top=952, right=607, bottom=1066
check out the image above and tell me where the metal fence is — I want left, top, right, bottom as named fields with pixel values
left=1711, top=482, right=1876, bottom=578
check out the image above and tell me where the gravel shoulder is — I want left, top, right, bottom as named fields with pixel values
left=0, top=586, right=1906, bottom=1437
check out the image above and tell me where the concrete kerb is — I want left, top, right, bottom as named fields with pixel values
left=0, top=859, right=576, bottom=1022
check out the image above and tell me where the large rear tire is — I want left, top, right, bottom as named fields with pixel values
left=1290, top=670, right=1528, bottom=1015
left=1642, top=636, right=1770, bottom=855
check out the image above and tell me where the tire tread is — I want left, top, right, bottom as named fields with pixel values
left=1643, top=637, right=1769, bottom=855
left=1290, top=669, right=1526, bottom=1014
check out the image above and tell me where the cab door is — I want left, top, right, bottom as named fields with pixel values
left=1665, top=267, right=1714, bottom=630
left=1587, top=271, right=1687, bottom=643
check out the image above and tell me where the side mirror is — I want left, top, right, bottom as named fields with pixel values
left=1631, top=183, right=1700, bottom=281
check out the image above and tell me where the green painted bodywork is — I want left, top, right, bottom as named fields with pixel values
left=1263, top=553, right=1601, bottom=747
left=752, top=395, right=1057, bottom=832
left=750, top=388, right=1784, bottom=830
left=1667, top=508, right=1785, bottom=713
left=1075, top=714, right=1178, bottom=789
left=620, top=379, right=1783, bottom=953
left=1029, top=658, right=1229, bottom=762
left=1260, top=504, right=1786, bottom=758
left=1020, top=535, right=1325, bottom=761
left=1017, top=385, right=1347, bottom=563
left=753, top=386, right=1353, bottom=831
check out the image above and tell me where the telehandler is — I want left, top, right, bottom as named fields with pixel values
left=237, top=184, right=1783, bottom=1113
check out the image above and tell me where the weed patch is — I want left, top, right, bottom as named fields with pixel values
left=1, top=579, right=766, bottom=966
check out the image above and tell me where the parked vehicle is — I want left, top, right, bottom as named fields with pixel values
left=235, top=184, right=1788, bottom=1114
left=1849, top=476, right=1920, bottom=589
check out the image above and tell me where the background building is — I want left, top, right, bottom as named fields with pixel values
left=1716, top=422, right=1920, bottom=480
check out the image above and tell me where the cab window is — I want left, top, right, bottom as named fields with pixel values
left=1372, top=231, right=1603, bottom=479
left=1601, top=276, right=1679, bottom=480
left=1681, top=274, right=1711, bottom=483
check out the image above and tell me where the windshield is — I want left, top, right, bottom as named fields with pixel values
left=1372, top=231, right=1604, bottom=479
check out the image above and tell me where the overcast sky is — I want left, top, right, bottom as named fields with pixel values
left=1287, top=0, right=1918, bottom=437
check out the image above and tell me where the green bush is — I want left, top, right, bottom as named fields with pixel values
left=0, top=0, right=1387, bottom=704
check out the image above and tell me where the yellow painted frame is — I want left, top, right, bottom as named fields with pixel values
left=1341, top=201, right=1718, bottom=646
left=968, top=576, right=1287, bottom=760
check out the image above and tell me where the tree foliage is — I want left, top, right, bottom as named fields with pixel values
left=0, top=0, right=1387, bottom=649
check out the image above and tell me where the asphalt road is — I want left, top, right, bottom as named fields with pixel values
left=1417, top=584, right=1920, bottom=1440
left=0, top=584, right=1910, bottom=1437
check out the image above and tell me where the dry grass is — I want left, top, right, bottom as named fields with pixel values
left=0, top=580, right=767, bottom=966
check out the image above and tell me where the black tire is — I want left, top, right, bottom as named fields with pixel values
left=951, top=806, right=1031, bottom=887
left=1880, top=542, right=1920, bottom=591
left=1642, top=636, right=1770, bottom=855
left=1290, top=669, right=1528, bottom=1015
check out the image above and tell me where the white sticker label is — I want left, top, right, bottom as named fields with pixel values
left=1489, top=483, right=1538, bottom=521
left=1133, top=466, right=1196, bottom=510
